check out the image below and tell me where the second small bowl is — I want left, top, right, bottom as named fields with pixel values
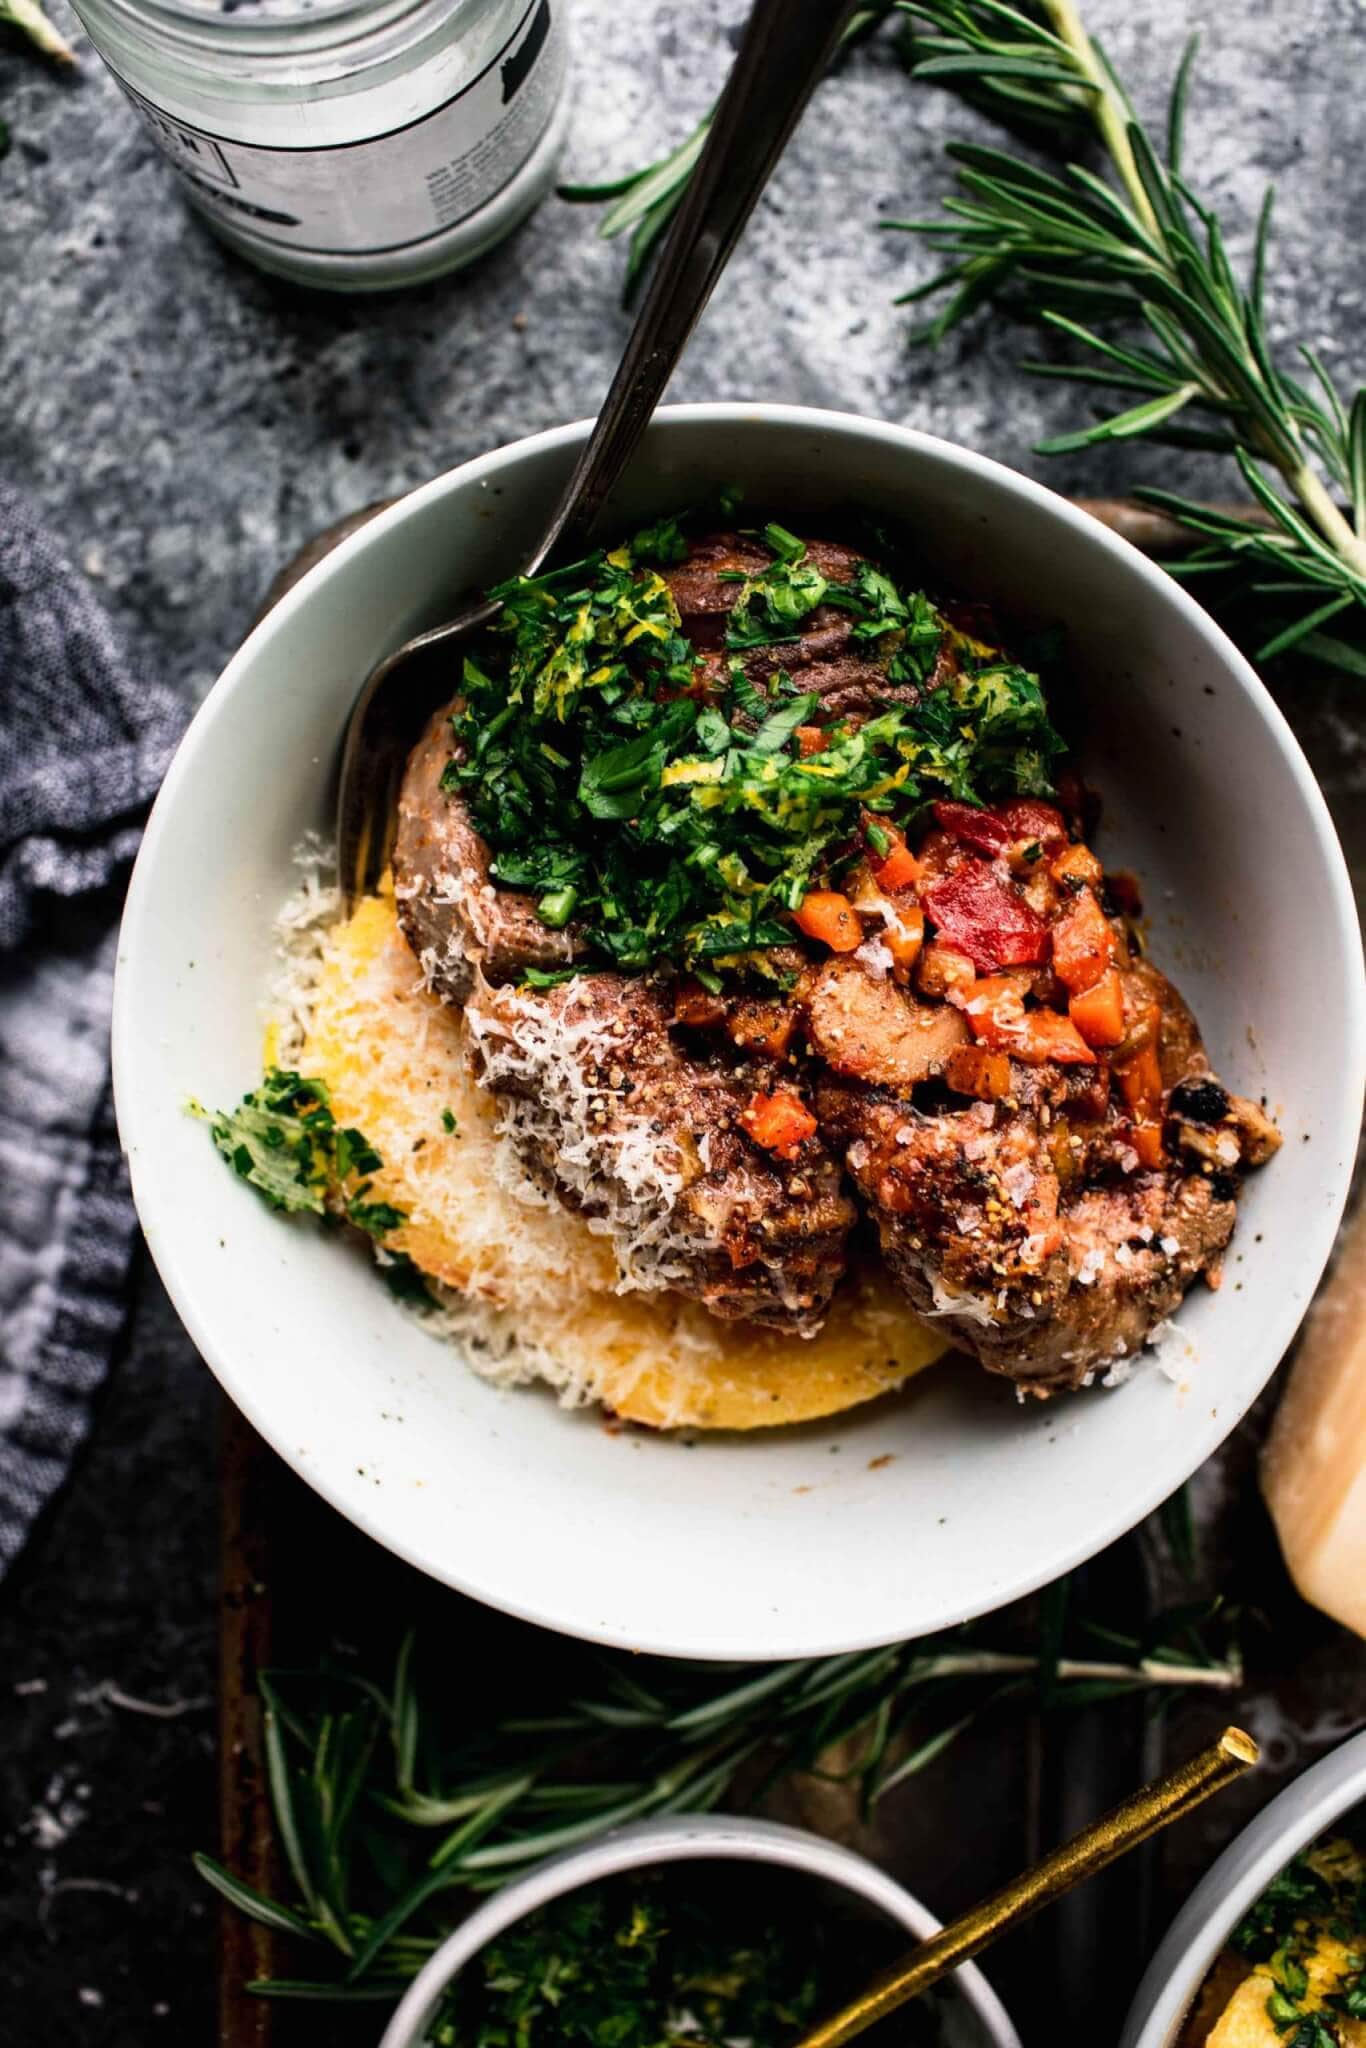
left=377, top=1813, right=1020, bottom=2048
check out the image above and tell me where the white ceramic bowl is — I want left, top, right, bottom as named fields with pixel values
left=112, top=403, right=1365, bottom=1659
left=376, top=1814, right=1020, bottom=2048
left=1121, top=1729, right=1366, bottom=2047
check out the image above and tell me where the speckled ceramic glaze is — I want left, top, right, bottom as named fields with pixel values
left=111, top=405, right=1365, bottom=1659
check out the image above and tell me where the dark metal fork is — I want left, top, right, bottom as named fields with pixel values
left=336, top=0, right=858, bottom=906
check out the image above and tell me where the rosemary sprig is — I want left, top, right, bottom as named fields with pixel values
left=564, top=1, right=1366, bottom=671
left=198, top=1586, right=1240, bottom=2010
left=889, top=0, right=1366, bottom=663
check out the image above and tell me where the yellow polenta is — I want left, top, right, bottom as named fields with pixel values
left=294, top=891, right=948, bottom=1431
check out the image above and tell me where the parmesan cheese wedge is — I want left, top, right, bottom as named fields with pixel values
left=294, top=889, right=950, bottom=1431
left=1262, top=1200, right=1366, bottom=1636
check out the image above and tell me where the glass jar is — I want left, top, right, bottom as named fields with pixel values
left=67, top=0, right=569, bottom=290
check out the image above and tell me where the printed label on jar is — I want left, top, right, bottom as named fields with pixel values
left=116, top=0, right=563, bottom=259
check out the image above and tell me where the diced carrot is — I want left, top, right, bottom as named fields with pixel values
left=796, top=725, right=827, bottom=758
left=962, top=974, right=1025, bottom=1047
left=867, top=823, right=922, bottom=892
left=944, top=1044, right=1012, bottom=1101
left=674, top=981, right=728, bottom=1030
left=1019, top=1010, right=1097, bottom=1066
left=1049, top=842, right=1103, bottom=889
left=1130, top=1122, right=1166, bottom=1169
left=917, top=940, right=976, bottom=999
left=794, top=890, right=863, bottom=953
left=1068, top=968, right=1125, bottom=1049
left=1116, top=1039, right=1164, bottom=1122
left=964, top=978, right=1095, bottom=1064
left=1051, top=888, right=1117, bottom=994
left=727, top=1000, right=797, bottom=1060
left=882, top=902, right=925, bottom=978
left=741, top=1088, right=818, bottom=1161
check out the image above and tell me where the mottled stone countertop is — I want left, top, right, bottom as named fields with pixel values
left=0, top=2, right=1362, bottom=2041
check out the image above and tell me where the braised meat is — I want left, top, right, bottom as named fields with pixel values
left=666, top=532, right=939, bottom=715
left=817, top=937, right=1279, bottom=1393
left=389, top=519, right=1280, bottom=1388
left=464, top=969, right=854, bottom=1332
left=393, top=704, right=584, bottom=1004
left=818, top=1076, right=1246, bottom=1395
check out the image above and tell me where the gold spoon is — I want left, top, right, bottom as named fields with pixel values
left=792, top=1726, right=1259, bottom=2048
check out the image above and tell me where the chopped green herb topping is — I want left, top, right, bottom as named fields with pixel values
left=198, top=1069, right=426, bottom=1297
left=443, top=516, right=1064, bottom=977
left=1229, top=1837, right=1366, bottom=2045
left=425, top=1868, right=941, bottom=2048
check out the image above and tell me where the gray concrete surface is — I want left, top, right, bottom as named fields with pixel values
left=1, top=3, right=1363, bottom=2041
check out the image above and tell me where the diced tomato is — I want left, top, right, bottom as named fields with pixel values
left=944, top=1044, right=1012, bottom=1101
left=795, top=725, right=827, bottom=758
left=1050, top=842, right=1103, bottom=890
left=964, top=977, right=1095, bottom=1065
left=1068, top=968, right=1125, bottom=1048
left=917, top=939, right=975, bottom=999
left=741, top=1088, right=817, bottom=1161
left=933, top=798, right=1067, bottom=858
left=921, top=860, right=1049, bottom=971
left=1051, top=888, right=1117, bottom=994
left=793, top=890, right=863, bottom=953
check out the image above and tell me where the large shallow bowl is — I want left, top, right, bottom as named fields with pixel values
left=112, top=403, right=1365, bottom=1659
left=1120, top=1729, right=1366, bottom=2047
left=377, top=1814, right=1020, bottom=2048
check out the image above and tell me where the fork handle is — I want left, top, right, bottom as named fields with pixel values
left=526, top=0, right=860, bottom=574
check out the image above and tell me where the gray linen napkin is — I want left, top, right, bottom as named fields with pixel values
left=0, top=483, right=186, bottom=1575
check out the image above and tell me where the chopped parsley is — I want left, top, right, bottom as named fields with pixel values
left=442, top=513, right=1064, bottom=978
left=425, top=1867, right=942, bottom=2048
left=198, top=1068, right=429, bottom=1301
left=1228, top=1837, right=1366, bottom=2045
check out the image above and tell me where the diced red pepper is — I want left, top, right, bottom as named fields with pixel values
left=921, top=860, right=1049, bottom=971
left=933, top=799, right=1067, bottom=858
left=795, top=725, right=827, bottom=758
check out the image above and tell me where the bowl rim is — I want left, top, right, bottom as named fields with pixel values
left=1119, top=1728, right=1366, bottom=2048
left=113, top=400, right=1366, bottom=1658
left=374, top=1812, right=1022, bottom=2048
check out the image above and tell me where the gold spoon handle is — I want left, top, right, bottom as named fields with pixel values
left=793, top=1726, right=1259, bottom=2048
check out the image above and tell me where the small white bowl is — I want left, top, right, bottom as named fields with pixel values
left=112, top=403, right=1365, bottom=1659
left=376, top=1814, right=1020, bottom=2048
left=1120, top=1728, right=1366, bottom=2047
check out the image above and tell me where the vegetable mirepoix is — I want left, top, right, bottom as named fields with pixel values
left=742, top=1087, right=819, bottom=1159
left=441, top=513, right=1064, bottom=979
